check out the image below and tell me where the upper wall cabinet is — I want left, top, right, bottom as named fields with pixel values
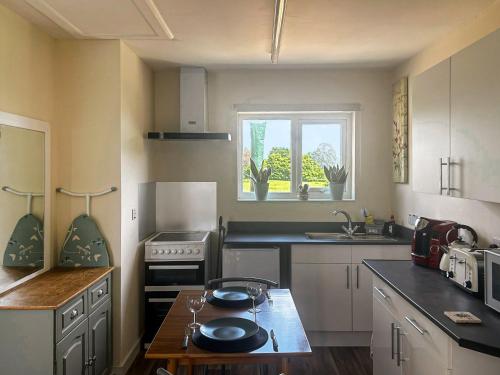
left=412, top=58, right=451, bottom=195
left=412, top=28, right=500, bottom=203
left=450, top=29, right=500, bottom=202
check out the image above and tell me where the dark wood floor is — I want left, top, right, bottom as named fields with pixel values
left=127, top=347, right=372, bottom=375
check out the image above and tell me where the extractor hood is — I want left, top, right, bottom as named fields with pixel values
left=148, top=67, right=231, bottom=141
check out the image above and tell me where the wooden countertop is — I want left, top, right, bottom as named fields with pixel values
left=0, top=267, right=113, bottom=310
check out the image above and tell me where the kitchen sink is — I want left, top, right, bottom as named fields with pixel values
left=305, top=232, right=398, bottom=241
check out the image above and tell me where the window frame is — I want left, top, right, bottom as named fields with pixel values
left=237, top=111, right=355, bottom=201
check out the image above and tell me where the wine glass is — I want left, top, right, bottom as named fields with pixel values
left=186, top=294, right=205, bottom=329
left=247, top=282, right=263, bottom=322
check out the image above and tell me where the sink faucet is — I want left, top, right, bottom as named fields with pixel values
left=332, top=210, right=359, bottom=237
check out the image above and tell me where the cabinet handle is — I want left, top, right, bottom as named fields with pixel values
left=404, top=316, right=426, bottom=335
left=374, top=287, right=387, bottom=299
left=346, top=265, right=350, bottom=289
left=391, top=323, right=396, bottom=359
left=356, top=265, right=359, bottom=289
left=97, top=289, right=104, bottom=297
left=70, top=309, right=78, bottom=319
left=396, top=326, right=408, bottom=366
left=439, top=157, right=446, bottom=194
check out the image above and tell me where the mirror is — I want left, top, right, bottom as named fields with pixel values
left=0, top=112, right=50, bottom=294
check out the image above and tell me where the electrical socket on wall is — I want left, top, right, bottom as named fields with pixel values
left=408, top=214, right=418, bottom=227
left=131, top=208, right=137, bottom=221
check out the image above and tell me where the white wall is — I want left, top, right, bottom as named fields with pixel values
left=119, top=41, right=154, bottom=368
left=391, top=1, right=500, bottom=244
left=153, top=68, right=395, bottom=222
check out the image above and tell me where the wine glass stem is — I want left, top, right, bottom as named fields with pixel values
left=193, top=311, right=197, bottom=327
left=253, top=298, right=256, bottom=322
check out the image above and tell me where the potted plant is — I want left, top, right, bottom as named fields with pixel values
left=324, top=164, right=348, bottom=200
left=249, top=158, right=272, bottom=201
left=298, top=184, right=310, bottom=201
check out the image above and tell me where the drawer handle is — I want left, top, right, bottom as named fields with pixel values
left=97, top=289, right=104, bottom=297
left=374, top=287, right=388, bottom=299
left=70, top=309, right=78, bottom=319
left=404, top=316, right=426, bottom=335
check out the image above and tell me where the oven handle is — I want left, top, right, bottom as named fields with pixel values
left=148, top=298, right=177, bottom=303
left=148, top=265, right=200, bottom=270
left=145, top=285, right=205, bottom=292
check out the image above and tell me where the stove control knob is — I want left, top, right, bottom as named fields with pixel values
left=195, top=249, right=200, bottom=254
left=166, top=250, right=171, bottom=255
left=159, top=250, right=164, bottom=255
left=179, top=249, right=184, bottom=254
left=187, top=249, right=193, bottom=254
left=173, top=249, right=178, bottom=254
left=464, top=280, right=472, bottom=289
left=152, top=249, right=158, bottom=255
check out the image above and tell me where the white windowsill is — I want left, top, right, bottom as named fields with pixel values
left=237, top=198, right=356, bottom=202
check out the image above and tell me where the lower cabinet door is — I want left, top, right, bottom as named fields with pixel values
left=56, top=319, right=89, bottom=375
left=292, top=263, right=352, bottom=331
left=352, top=264, right=373, bottom=331
left=88, top=298, right=112, bottom=375
left=372, top=295, right=402, bottom=375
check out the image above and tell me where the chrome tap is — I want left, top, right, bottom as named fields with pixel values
left=332, top=210, right=359, bottom=237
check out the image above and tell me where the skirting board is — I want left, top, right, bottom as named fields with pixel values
left=112, top=336, right=142, bottom=375
left=306, top=331, right=372, bottom=347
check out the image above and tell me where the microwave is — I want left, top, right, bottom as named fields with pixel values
left=484, top=249, right=500, bottom=313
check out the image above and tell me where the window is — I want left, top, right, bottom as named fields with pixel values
left=238, top=111, right=355, bottom=200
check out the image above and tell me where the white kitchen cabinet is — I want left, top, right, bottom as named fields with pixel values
left=372, top=295, right=402, bottom=375
left=450, top=28, right=500, bottom=202
left=292, top=263, right=352, bottom=331
left=352, top=263, right=373, bottom=331
left=412, top=58, right=451, bottom=195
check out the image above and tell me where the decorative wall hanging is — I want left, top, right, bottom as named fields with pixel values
left=392, top=77, right=408, bottom=183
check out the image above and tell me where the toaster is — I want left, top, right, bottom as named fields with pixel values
left=447, top=247, right=484, bottom=296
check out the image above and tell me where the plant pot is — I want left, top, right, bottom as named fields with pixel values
left=253, top=182, right=269, bottom=201
left=329, top=182, right=345, bottom=200
left=298, top=193, right=309, bottom=201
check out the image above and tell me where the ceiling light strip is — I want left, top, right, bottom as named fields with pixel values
left=143, top=0, right=175, bottom=40
left=271, top=0, right=287, bottom=64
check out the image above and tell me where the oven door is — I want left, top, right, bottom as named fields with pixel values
left=485, top=251, right=500, bottom=312
left=144, top=290, right=178, bottom=346
left=145, top=260, right=205, bottom=286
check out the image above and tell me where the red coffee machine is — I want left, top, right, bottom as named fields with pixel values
left=411, top=217, right=457, bottom=269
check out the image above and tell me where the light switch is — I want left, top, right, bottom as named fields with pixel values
left=131, top=208, right=137, bottom=221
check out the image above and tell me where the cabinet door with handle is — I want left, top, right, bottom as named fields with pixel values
left=450, top=28, right=500, bottom=202
left=292, top=263, right=352, bottom=331
left=88, top=298, right=112, bottom=375
left=56, top=319, right=89, bottom=375
left=412, top=58, right=451, bottom=195
left=372, top=295, right=403, bottom=375
left=352, top=264, right=373, bottom=331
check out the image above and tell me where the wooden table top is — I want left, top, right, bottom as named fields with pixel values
left=0, top=266, right=113, bottom=310
left=145, top=289, right=312, bottom=361
left=0, top=266, right=41, bottom=291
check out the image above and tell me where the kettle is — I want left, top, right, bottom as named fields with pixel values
left=439, top=224, right=478, bottom=274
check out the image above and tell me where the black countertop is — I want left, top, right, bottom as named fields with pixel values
left=224, top=232, right=411, bottom=245
left=364, top=260, right=500, bottom=357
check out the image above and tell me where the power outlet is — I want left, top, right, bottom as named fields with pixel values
left=408, top=214, right=418, bottom=227
left=131, top=208, right=137, bottom=221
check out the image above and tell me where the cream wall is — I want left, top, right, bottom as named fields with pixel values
left=119, top=42, right=154, bottom=368
left=153, top=68, right=395, bottom=222
left=392, top=1, right=500, bottom=244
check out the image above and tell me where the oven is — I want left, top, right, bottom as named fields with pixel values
left=143, top=231, right=209, bottom=347
left=485, top=249, right=500, bottom=313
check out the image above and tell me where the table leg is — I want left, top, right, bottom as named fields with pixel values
left=167, top=359, right=178, bottom=374
left=280, top=358, right=289, bottom=374
left=186, top=362, right=193, bottom=375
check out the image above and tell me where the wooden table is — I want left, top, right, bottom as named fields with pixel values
left=145, top=289, right=312, bottom=374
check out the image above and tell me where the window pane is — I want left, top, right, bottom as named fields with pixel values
left=301, top=123, right=343, bottom=188
left=241, top=119, right=291, bottom=193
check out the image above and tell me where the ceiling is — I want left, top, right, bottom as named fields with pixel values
left=1, top=0, right=497, bottom=69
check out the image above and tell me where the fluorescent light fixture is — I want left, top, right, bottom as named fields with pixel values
left=271, top=0, right=287, bottom=63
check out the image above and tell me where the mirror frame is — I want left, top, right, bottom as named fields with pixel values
left=0, top=111, right=51, bottom=295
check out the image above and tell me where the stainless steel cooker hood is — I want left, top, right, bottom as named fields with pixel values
left=148, top=67, right=231, bottom=141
